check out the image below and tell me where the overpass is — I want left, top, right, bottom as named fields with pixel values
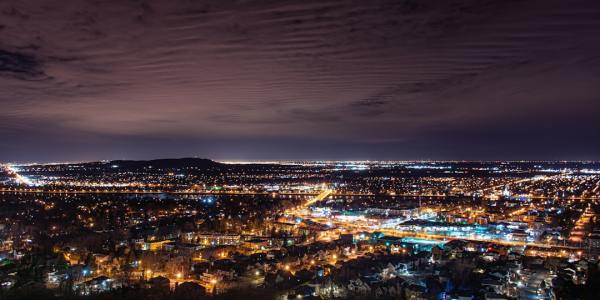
left=303, top=189, right=332, bottom=207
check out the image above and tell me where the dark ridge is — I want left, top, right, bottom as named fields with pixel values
left=107, top=157, right=221, bottom=170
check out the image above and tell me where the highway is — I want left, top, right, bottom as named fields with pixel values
left=302, top=189, right=332, bottom=207
left=478, top=176, right=541, bottom=194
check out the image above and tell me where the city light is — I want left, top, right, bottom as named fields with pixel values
left=0, top=159, right=597, bottom=299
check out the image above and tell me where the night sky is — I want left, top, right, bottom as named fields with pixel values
left=1, top=0, right=600, bottom=162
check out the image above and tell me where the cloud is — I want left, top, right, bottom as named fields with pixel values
left=0, top=49, right=47, bottom=79
left=0, top=0, right=599, bottom=161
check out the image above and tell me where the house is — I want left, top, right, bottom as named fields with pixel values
left=290, top=285, right=317, bottom=298
left=448, top=290, right=475, bottom=300
left=481, top=278, right=504, bottom=294
left=174, top=282, right=206, bottom=299
left=147, top=276, right=170, bottom=291
left=347, top=278, right=371, bottom=295
left=484, top=292, right=508, bottom=300
left=432, top=246, right=444, bottom=261
left=404, top=283, right=427, bottom=300
left=45, top=270, right=69, bottom=288
left=75, top=276, right=121, bottom=295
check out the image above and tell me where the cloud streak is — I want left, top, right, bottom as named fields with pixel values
left=1, top=0, right=600, bottom=161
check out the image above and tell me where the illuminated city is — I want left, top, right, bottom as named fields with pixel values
left=1, top=160, right=600, bottom=299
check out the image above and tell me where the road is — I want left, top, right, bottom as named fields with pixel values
left=518, top=270, right=552, bottom=300
left=302, top=189, right=332, bottom=207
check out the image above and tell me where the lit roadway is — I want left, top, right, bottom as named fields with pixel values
left=302, top=189, right=333, bottom=207
left=518, top=270, right=552, bottom=300
left=1, top=172, right=597, bottom=201
left=478, top=175, right=558, bottom=194
left=283, top=189, right=332, bottom=217
left=1, top=164, right=33, bottom=185
left=0, top=187, right=323, bottom=196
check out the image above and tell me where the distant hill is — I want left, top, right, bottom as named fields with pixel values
left=106, top=158, right=222, bottom=170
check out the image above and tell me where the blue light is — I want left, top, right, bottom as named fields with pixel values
left=200, top=196, right=215, bottom=204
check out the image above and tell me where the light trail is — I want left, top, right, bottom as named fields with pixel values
left=593, top=179, right=600, bottom=194
left=303, top=189, right=332, bottom=207
left=283, top=188, right=332, bottom=218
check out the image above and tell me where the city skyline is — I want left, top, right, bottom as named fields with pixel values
left=2, top=0, right=600, bottom=162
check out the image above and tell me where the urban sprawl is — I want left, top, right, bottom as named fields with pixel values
left=1, top=159, right=599, bottom=300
